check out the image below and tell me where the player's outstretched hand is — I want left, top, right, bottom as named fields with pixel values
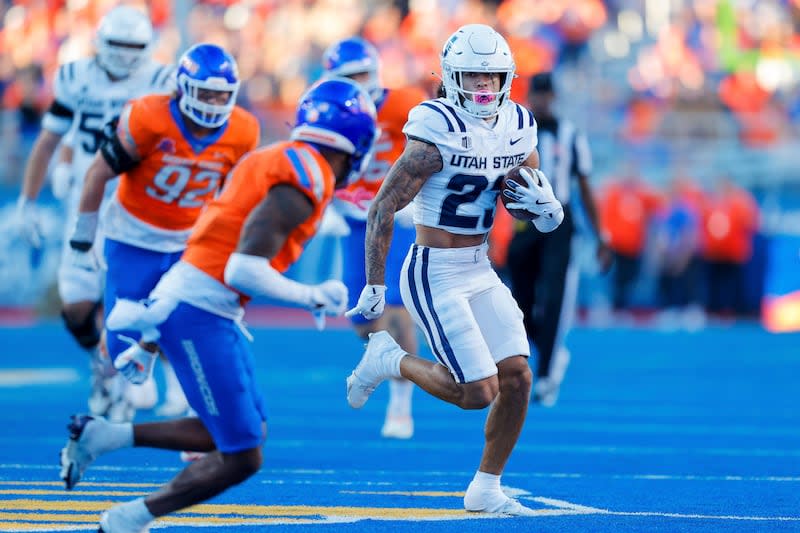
left=114, top=335, right=157, bottom=385
left=310, top=280, right=349, bottom=316
left=15, top=197, right=42, bottom=249
left=345, top=284, right=387, bottom=321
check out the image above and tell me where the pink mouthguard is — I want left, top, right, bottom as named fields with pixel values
left=474, top=90, right=496, bottom=104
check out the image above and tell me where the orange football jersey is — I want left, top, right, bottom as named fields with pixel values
left=183, top=140, right=337, bottom=290
left=115, top=94, right=260, bottom=231
left=335, top=86, right=425, bottom=209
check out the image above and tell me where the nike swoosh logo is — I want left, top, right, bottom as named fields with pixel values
left=370, top=302, right=380, bottom=313
left=535, top=199, right=550, bottom=205
left=510, top=137, right=522, bottom=145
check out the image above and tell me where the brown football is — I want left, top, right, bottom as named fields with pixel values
left=500, top=165, right=540, bottom=221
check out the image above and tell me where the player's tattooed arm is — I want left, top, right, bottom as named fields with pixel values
left=237, top=184, right=314, bottom=259
left=365, top=139, right=442, bottom=284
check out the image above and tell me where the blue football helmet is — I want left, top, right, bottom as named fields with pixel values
left=176, top=43, right=240, bottom=129
left=321, top=37, right=382, bottom=101
left=290, top=78, right=378, bottom=187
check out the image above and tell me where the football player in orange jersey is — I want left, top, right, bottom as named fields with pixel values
left=58, top=78, right=377, bottom=533
left=67, top=43, right=260, bottom=422
left=323, top=37, right=426, bottom=439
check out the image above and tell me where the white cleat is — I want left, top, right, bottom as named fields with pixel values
left=532, top=376, right=560, bottom=408
left=346, top=331, right=404, bottom=409
left=99, top=508, right=151, bottom=533
left=486, top=497, right=538, bottom=516
left=464, top=486, right=538, bottom=516
left=381, top=415, right=414, bottom=439
left=60, top=414, right=103, bottom=490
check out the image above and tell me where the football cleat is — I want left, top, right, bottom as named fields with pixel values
left=381, top=415, right=414, bottom=440
left=60, top=415, right=100, bottom=490
left=346, top=331, right=403, bottom=409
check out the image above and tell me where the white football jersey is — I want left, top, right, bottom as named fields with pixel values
left=43, top=57, right=175, bottom=188
left=403, top=98, right=538, bottom=235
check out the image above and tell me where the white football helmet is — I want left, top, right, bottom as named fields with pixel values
left=95, top=5, right=154, bottom=79
left=440, top=24, right=515, bottom=118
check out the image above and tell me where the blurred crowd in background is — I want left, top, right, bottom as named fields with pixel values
left=0, top=0, right=798, bottom=326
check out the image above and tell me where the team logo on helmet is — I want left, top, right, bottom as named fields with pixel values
left=180, top=57, right=199, bottom=75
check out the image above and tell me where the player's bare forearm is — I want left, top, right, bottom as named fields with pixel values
left=237, top=184, right=313, bottom=259
left=78, top=154, right=117, bottom=213
left=21, top=130, right=62, bottom=200
left=523, top=149, right=540, bottom=169
left=365, top=139, right=442, bottom=285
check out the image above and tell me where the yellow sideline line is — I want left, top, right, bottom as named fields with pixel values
left=0, top=481, right=160, bottom=488
left=0, top=500, right=472, bottom=518
left=0, top=489, right=150, bottom=496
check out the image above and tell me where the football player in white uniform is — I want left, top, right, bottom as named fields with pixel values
left=15, top=5, right=175, bottom=421
left=346, top=24, right=563, bottom=516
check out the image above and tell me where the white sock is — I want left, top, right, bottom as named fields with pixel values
left=104, top=497, right=154, bottom=532
left=464, top=471, right=507, bottom=512
left=387, top=378, right=413, bottom=417
left=89, top=419, right=134, bottom=454
left=470, top=470, right=501, bottom=491
left=384, top=349, right=405, bottom=379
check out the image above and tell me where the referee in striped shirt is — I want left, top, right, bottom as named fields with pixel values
left=507, top=72, right=612, bottom=407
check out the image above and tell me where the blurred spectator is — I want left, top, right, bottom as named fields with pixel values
left=1, top=64, right=47, bottom=186
left=701, top=175, right=760, bottom=318
left=653, top=174, right=706, bottom=329
left=598, top=166, right=663, bottom=313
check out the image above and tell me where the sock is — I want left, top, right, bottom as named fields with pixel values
left=103, top=497, right=154, bottom=532
left=387, top=378, right=413, bottom=417
left=89, top=418, right=134, bottom=454
left=383, top=347, right=405, bottom=379
left=470, top=470, right=501, bottom=491
left=464, top=471, right=507, bottom=512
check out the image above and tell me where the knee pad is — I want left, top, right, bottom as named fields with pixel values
left=62, top=303, right=101, bottom=350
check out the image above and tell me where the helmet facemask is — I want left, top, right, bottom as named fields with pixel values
left=177, top=74, right=240, bottom=129
left=176, top=44, right=241, bottom=129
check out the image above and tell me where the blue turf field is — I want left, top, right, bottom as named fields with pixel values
left=0, top=320, right=798, bottom=532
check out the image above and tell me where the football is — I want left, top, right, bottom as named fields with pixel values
left=500, top=165, right=540, bottom=221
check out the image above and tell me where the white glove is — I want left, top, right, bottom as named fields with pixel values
left=309, top=279, right=349, bottom=316
left=114, top=335, right=157, bottom=385
left=15, top=196, right=42, bottom=248
left=503, top=167, right=561, bottom=216
left=51, top=161, right=73, bottom=200
left=345, top=284, right=387, bottom=321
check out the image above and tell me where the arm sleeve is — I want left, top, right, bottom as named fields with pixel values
left=41, top=63, right=77, bottom=134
